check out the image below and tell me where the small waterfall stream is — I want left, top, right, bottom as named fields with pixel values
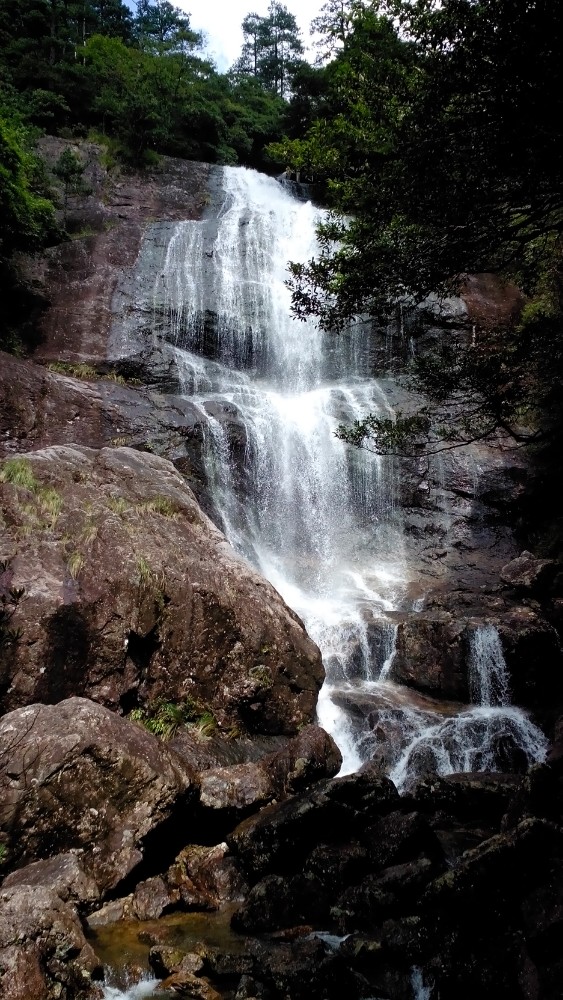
left=123, top=165, right=546, bottom=788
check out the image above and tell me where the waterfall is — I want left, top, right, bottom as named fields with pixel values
left=468, top=623, right=510, bottom=706
left=388, top=625, right=547, bottom=790
left=132, top=165, right=546, bottom=788
left=102, top=976, right=160, bottom=999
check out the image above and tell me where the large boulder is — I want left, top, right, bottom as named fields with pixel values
left=0, top=884, right=102, bottom=1000
left=0, top=445, right=323, bottom=733
left=389, top=613, right=469, bottom=700
left=0, top=698, right=195, bottom=893
left=228, top=765, right=399, bottom=881
left=1, top=853, right=100, bottom=908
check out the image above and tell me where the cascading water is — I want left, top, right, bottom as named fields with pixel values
left=388, top=625, right=547, bottom=790
left=128, top=165, right=546, bottom=787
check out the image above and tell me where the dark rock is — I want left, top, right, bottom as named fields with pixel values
left=231, top=873, right=327, bottom=934
left=132, top=876, right=174, bottom=920
left=390, top=614, right=469, bottom=700
left=235, top=974, right=270, bottom=999
left=263, top=724, right=342, bottom=797
left=199, top=763, right=272, bottom=813
left=1, top=853, right=100, bottom=908
left=412, top=771, right=522, bottom=826
left=361, top=810, right=443, bottom=870
left=228, top=767, right=399, bottom=881
left=547, top=715, right=563, bottom=763
left=460, top=273, right=526, bottom=329
left=165, top=843, right=247, bottom=910
left=497, top=607, right=563, bottom=708
left=0, top=698, right=195, bottom=893
left=500, top=551, right=556, bottom=592
left=159, top=971, right=222, bottom=999
left=247, top=936, right=369, bottom=1000
left=332, top=857, right=436, bottom=932
left=422, top=818, right=563, bottom=912
left=0, top=884, right=103, bottom=1000
left=149, top=946, right=204, bottom=978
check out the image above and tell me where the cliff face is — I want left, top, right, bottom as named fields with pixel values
left=21, top=138, right=211, bottom=364
left=1, top=142, right=324, bottom=732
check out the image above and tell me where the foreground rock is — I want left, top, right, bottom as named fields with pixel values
left=224, top=761, right=563, bottom=1000
left=0, top=445, right=323, bottom=732
left=0, top=698, right=195, bottom=892
left=0, top=884, right=102, bottom=1000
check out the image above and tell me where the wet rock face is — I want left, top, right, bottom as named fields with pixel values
left=221, top=762, right=563, bottom=1000
left=0, top=698, right=195, bottom=891
left=0, top=884, right=102, bottom=1000
left=390, top=614, right=468, bottom=700
left=22, top=139, right=212, bottom=366
left=501, top=551, right=556, bottom=593
left=0, top=445, right=323, bottom=732
left=0, top=351, right=213, bottom=511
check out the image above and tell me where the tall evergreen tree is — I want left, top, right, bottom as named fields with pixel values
left=233, top=2, right=303, bottom=98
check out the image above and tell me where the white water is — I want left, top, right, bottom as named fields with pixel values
left=102, top=976, right=160, bottom=999
left=140, top=166, right=546, bottom=789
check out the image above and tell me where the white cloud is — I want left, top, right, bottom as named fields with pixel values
left=180, top=0, right=322, bottom=71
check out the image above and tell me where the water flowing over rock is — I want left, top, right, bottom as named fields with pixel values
left=107, top=163, right=552, bottom=788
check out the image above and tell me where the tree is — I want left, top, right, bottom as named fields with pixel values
left=0, top=109, right=55, bottom=259
left=52, top=147, right=89, bottom=225
left=311, top=0, right=358, bottom=60
left=233, top=3, right=304, bottom=98
left=134, top=0, right=201, bottom=54
left=271, top=0, right=563, bottom=453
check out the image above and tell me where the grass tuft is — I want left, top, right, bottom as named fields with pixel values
left=0, top=458, right=37, bottom=491
left=67, top=551, right=84, bottom=579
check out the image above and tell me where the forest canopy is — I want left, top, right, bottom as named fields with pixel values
left=268, top=0, right=563, bottom=455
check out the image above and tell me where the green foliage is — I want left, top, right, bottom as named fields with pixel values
left=337, top=410, right=431, bottom=456
left=0, top=457, right=37, bottom=490
left=0, top=108, right=56, bottom=255
left=234, top=2, right=304, bottom=99
left=47, top=361, right=98, bottom=379
left=0, top=0, right=288, bottom=178
left=274, top=0, right=563, bottom=453
left=137, top=555, right=155, bottom=587
left=135, top=495, right=178, bottom=518
left=52, top=147, right=90, bottom=225
left=130, top=698, right=217, bottom=741
left=67, top=550, right=85, bottom=579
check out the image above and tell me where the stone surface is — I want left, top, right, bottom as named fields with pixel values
left=501, top=551, right=556, bottom=592
left=199, top=763, right=272, bottom=813
left=0, top=884, right=102, bottom=1000
left=165, top=842, right=246, bottom=910
left=228, top=766, right=399, bottom=881
left=132, top=876, right=173, bottom=921
left=1, top=853, right=100, bottom=907
left=159, top=971, right=222, bottom=999
left=22, top=139, right=211, bottom=365
left=390, top=614, right=468, bottom=700
left=0, top=698, right=195, bottom=892
left=0, top=445, right=323, bottom=733
left=0, top=350, right=212, bottom=506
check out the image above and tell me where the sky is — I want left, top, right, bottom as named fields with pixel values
left=179, top=0, right=322, bottom=71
